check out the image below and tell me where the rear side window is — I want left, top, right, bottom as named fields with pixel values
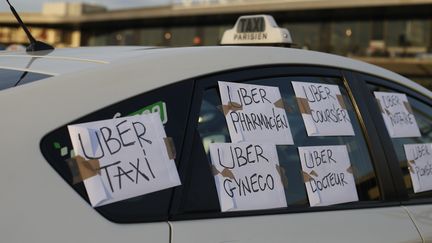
left=178, top=69, right=381, bottom=216
left=368, top=83, right=432, bottom=199
left=40, top=80, right=194, bottom=223
left=0, top=68, right=52, bottom=91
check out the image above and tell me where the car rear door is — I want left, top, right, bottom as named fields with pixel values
left=169, top=66, right=422, bottom=243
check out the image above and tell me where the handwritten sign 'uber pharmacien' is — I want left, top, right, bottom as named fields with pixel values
left=298, top=145, right=358, bottom=206
left=209, top=143, right=287, bottom=212
left=218, top=81, right=294, bottom=145
left=374, top=92, right=421, bottom=138
left=404, top=143, right=432, bottom=193
left=292, top=81, right=355, bottom=136
left=68, top=113, right=181, bottom=207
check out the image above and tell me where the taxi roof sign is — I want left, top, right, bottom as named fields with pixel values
left=220, top=15, right=293, bottom=46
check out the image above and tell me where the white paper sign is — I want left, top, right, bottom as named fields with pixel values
left=68, top=113, right=181, bottom=207
left=291, top=81, right=355, bottom=136
left=404, top=143, right=432, bottom=193
left=374, top=92, right=421, bottom=138
left=218, top=81, right=294, bottom=145
left=209, top=142, right=287, bottom=212
left=298, top=145, right=358, bottom=206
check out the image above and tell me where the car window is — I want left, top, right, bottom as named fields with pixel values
left=40, top=80, right=194, bottom=223
left=368, top=83, right=432, bottom=199
left=179, top=73, right=381, bottom=215
left=0, top=68, right=52, bottom=91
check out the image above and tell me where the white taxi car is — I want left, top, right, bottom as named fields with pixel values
left=1, top=15, right=432, bottom=243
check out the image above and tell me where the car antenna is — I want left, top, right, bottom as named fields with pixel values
left=5, top=0, right=54, bottom=52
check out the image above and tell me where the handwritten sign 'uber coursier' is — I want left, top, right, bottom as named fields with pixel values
left=374, top=92, right=421, bottom=138
left=292, top=81, right=355, bottom=137
left=68, top=113, right=181, bottom=207
left=209, top=143, right=287, bottom=212
left=218, top=81, right=294, bottom=145
left=298, top=145, right=358, bottom=206
left=404, top=143, right=432, bottom=193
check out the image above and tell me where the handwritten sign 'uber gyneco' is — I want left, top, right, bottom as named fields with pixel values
left=298, top=145, right=358, bottom=206
left=374, top=92, right=421, bottom=138
left=404, top=143, right=432, bottom=193
left=292, top=81, right=355, bottom=136
left=218, top=81, right=294, bottom=145
left=68, top=113, right=181, bottom=207
left=209, top=143, right=287, bottom=212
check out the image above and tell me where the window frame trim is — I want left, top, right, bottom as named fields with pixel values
left=169, top=65, right=400, bottom=221
left=357, top=72, right=432, bottom=206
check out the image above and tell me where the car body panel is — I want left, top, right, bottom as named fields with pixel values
left=170, top=207, right=422, bottom=243
left=406, top=205, right=432, bottom=242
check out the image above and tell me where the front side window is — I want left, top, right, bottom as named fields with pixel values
left=368, top=83, right=432, bottom=199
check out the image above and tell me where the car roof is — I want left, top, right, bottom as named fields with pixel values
left=0, top=46, right=430, bottom=99
left=0, top=46, right=154, bottom=76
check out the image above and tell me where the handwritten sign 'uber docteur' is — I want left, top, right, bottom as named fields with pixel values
left=68, top=113, right=181, bottom=207
left=209, top=143, right=287, bottom=212
left=404, top=143, right=432, bottom=193
left=374, top=92, right=421, bottom=138
left=298, top=145, right=358, bottom=206
left=292, top=81, right=355, bottom=136
left=218, top=81, right=294, bottom=145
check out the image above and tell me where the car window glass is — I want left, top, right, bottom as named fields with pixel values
left=368, top=83, right=432, bottom=199
left=183, top=75, right=381, bottom=214
left=40, top=80, right=194, bottom=223
left=0, top=68, right=51, bottom=91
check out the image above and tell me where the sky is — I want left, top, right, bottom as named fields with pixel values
left=0, top=0, right=173, bottom=12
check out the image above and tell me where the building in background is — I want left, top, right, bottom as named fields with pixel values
left=0, top=2, right=107, bottom=48
left=0, top=0, right=431, bottom=88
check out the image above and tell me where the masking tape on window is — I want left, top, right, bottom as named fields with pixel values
left=276, top=164, right=289, bottom=188
left=407, top=160, right=416, bottom=174
left=296, top=97, right=311, bottom=115
left=66, top=155, right=100, bottom=184
left=346, top=165, right=354, bottom=174
left=274, top=98, right=293, bottom=113
left=302, top=170, right=318, bottom=183
left=211, top=164, right=235, bottom=180
left=274, top=98, right=285, bottom=109
left=403, top=101, right=414, bottom=114
left=221, top=101, right=243, bottom=116
left=336, top=94, right=347, bottom=110
left=163, top=137, right=176, bottom=160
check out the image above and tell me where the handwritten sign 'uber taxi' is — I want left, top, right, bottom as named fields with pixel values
left=209, top=142, right=287, bottom=212
left=68, top=113, right=181, bottom=207
left=218, top=81, right=294, bottom=145
left=374, top=92, right=421, bottom=138
left=298, top=145, right=358, bottom=206
left=404, top=143, right=432, bottom=193
left=292, top=81, right=355, bottom=136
